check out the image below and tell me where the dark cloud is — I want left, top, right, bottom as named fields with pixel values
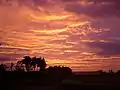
left=0, top=42, right=8, bottom=46
left=87, top=42, right=120, bottom=56
left=0, top=47, right=29, bottom=52
left=32, top=0, right=49, bottom=6
left=0, top=53, right=24, bottom=61
left=60, top=0, right=80, bottom=2
left=65, top=0, right=120, bottom=18
left=88, top=0, right=120, bottom=10
left=87, top=18, right=120, bottom=41
left=88, top=0, right=120, bottom=3
left=0, top=55, right=12, bottom=61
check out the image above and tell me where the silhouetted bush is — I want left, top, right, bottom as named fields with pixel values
left=47, top=66, right=72, bottom=77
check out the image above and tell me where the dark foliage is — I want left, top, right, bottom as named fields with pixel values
left=0, top=64, right=5, bottom=72
left=19, top=56, right=47, bottom=71
left=1, top=56, right=120, bottom=90
left=47, top=66, right=72, bottom=77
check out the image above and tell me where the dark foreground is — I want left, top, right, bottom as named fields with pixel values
left=1, top=72, right=120, bottom=90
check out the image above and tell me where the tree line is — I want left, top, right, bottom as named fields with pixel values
left=0, top=56, right=72, bottom=75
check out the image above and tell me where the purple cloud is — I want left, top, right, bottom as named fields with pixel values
left=65, top=0, right=120, bottom=18
left=87, top=42, right=120, bottom=56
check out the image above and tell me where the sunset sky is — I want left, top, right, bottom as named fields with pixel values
left=0, top=0, right=120, bottom=71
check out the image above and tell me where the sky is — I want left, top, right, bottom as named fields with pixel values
left=0, top=0, right=120, bottom=71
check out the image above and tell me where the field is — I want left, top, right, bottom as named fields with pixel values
left=1, top=72, right=120, bottom=90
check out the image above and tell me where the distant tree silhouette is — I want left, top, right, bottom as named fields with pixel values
left=31, top=57, right=37, bottom=71
left=0, top=64, right=5, bottom=72
left=30, top=57, right=47, bottom=71
left=36, top=57, right=47, bottom=71
left=97, top=70, right=106, bottom=75
left=15, top=60, right=25, bottom=72
left=108, top=70, right=114, bottom=74
left=47, top=66, right=72, bottom=77
left=18, top=56, right=47, bottom=71
left=10, top=63, right=14, bottom=71
left=0, top=56, right=73, bottom=74
left=116, top=70, right=120, bottom=74
left=21, top=56, right=32, bottom=72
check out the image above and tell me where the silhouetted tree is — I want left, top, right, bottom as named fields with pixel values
left=21, top=56, right=32, bottom=72
left=36, top=57, right=47, bottom=71
left=61, top=66, right=72, bottom=76
left=18, top=56, right=47, bottom=71
left=47, top=66, right=72, bottom=77
left=10, top=63, right=14, bottom=71
left=108, top=69, right=114, bottom=74
left=0, top=64, right=5, bottom=72
left=15, top=61, right=25, bottom=72
left=31, top=57, right=37, bottom=71
left=116, top=70, right=120, bottom=75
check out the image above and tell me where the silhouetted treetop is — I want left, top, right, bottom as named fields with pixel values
left=47, top=66, right=72, bottom=76
left=19, top=56, right=47, bottom=71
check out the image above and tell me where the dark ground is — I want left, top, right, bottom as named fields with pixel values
left=1, top=71, right=120, bottom=90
